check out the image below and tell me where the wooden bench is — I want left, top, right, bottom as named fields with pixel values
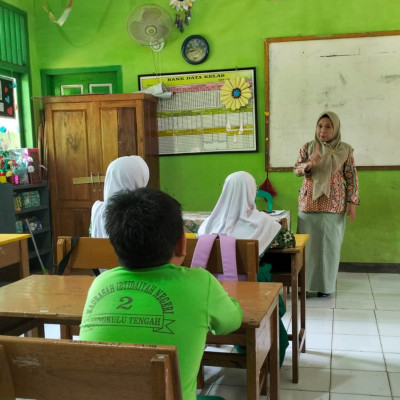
left=0, top=335, right=182, bottom=400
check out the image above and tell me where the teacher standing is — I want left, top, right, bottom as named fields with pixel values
left=294, top=111, right=360, bottom=297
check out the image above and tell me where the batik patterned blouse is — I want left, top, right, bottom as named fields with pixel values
left=293, top=143, right=360, bottom=214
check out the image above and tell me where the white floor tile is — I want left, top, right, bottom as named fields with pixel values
left=332, top=333, right=382, bottom=352
left=375, top=299, right=400, bottom=310
left=212, top=367, right=247, bottom=387
left=378, top=321, right=400, bottom=336
left=334, top=308, right=376, bottom=322
left=331, top=350, right=385, bottom=371
left=330, top=369, right=391, bottom=396
left=372, top=291, right=400, bottom=300
left=280, top=389, right=330, bottom=400
left=307, top=308, right=334, bottom=320
left=280, top=366, right=330, bottom=391
left=306, top=319, right=333, bottom=334
left=306, top=332, right=332, bottom=350
left=384, top=352, right=400, bottom=372
left=381, top=335, right=400, bottom=353
left=335, top=298, right=376, bottom=310
left=389, top=372, right=400, bottom=396
left=331, top=394, right=392, bottom=400
left=205, top=384, right=248, bottom=400
left=282, top=349, right=331, bottom=369
left=333, top=320, right=378, bottom=335
left=335, top=290, right=374, bottom=300
left=376, top=310, right=400, bottom=323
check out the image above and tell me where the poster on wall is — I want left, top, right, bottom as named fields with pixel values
left=139, top=68, right=257, bottom=155
left=0, top=77, right=15, bottom=118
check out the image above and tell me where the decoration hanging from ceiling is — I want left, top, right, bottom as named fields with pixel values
left=42, top=0, right=73, bottom=26
left=220, top=77, right=252, bottom=110
left=169, top=0, right=195, bottom=33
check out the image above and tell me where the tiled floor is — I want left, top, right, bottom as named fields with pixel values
left=45, top=271, right=400, bottom=399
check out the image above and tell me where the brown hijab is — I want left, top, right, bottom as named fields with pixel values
left=307, top=111, right=352, bottom=200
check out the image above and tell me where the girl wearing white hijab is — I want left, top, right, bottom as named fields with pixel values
left=198, top=170, right=292, bottom=367
left=197, top=171, right=293, bottom=256
left=90, top=156, right=150, bottom=238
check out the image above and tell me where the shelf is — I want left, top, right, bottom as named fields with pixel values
left=28, top=247, right=52, bottom=260
left=15, top=205, right=48, bottom=215
left=0, top=182, right=53, bottom=274
left=12, top=181, right=48, bottom=191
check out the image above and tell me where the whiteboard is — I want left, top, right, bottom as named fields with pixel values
left=265, top=32, right=400, bottom=170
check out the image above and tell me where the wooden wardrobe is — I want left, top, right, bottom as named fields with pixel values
left=42, top=93, right=159, bottom=262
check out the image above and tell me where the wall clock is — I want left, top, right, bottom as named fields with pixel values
left=181, top=35, right=209, bottom=64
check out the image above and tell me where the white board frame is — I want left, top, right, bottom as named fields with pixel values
left=265, top=31, right=400, bottom=171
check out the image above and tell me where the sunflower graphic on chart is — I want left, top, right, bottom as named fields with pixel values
left=220, top=77, right=252, bottom=110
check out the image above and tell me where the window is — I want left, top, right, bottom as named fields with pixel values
left=0, top=2, right=32, bottom=149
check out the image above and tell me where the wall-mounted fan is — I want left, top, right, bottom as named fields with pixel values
left=127, top=4, right=173, bottom=52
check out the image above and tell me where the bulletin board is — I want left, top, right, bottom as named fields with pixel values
left=0, top=77, right=15, bottom=118
left=264, top=31, right=400, bottom=171
left=139, top=68, right=257, bottom=155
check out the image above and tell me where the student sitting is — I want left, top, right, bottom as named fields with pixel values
left=197, top=170, right=295, bottom=366
left=80, top=188, right=242, bottom=400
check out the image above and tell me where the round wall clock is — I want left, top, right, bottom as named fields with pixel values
left=181, top=35, right=209, bottom=65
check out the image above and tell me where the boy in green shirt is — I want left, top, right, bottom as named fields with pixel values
left=80, top=188, right=242, bottom=400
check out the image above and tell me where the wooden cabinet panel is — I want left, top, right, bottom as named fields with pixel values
left=42, top=93, right=159, bottom=261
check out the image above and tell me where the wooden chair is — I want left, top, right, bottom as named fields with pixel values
left=0, top=335, right=182, bottom=400
left=182, top=237, right=270, bottom=393
left=56, top=236, right=119, bottom=276
left=182, top=236, right=259, bottom=281
left=56, top=236, right=119, bottom=338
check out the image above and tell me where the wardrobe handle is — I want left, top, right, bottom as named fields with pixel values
left=90, top=172, right=96, bottom=192
left=97, top=172, right=102, bottom=192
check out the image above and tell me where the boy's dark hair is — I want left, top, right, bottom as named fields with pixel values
left=104, top=188, right=184, bottom=269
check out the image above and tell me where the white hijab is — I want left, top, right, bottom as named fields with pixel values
left=90, top=156, right=150, bottom=238
left=197, top=171, right=282, bottom=255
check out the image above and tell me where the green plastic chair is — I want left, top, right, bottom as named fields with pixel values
left=256, top=189, right=273, bottom=212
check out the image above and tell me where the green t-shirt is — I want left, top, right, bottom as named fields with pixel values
left=80, top=264, right=242, bottom=400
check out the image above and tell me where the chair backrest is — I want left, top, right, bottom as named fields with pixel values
left=0, top=335, right=182, bottom=400
left=182, top=237, right=259, bottom=281
left=56, top=236, right=119, bottom=275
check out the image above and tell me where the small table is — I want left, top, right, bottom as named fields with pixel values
left=265, top=233, right=309, bottom=383
left=0, top=233, right=31, bottom=280
left=0, top=275, right=281, bottom=400
left=183, top=210, right=291, bottom=233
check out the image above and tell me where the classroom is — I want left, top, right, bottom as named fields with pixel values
left=0, top=0, right=399, bottom=399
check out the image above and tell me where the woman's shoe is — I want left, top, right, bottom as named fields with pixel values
left=317, top=292, right=330, bottom=297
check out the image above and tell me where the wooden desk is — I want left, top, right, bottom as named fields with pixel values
left=0, top=275, right=281, bottom=400
left=265, top=233, right=309, bottom=384
left=0, top=233, right=31, bottom=279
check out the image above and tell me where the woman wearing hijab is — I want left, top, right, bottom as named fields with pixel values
left=197, top=170, right=294, bottom=366
left=90, top=155, right=150, bottom=238
left=294, top=111, right=360, bottom=297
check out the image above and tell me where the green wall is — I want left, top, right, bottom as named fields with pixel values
left=8, top=0, right=400, bottom=263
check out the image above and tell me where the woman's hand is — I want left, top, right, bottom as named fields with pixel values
left=305, top=142, right=321, bottom=171
left=347, top=202, right=356, bottom=223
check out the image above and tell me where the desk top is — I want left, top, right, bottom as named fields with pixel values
left=0, top=275, right=281, bottom=328
left=183, top=210, right=291, bottom=233
left=0, top=233, right=30, bottom=245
